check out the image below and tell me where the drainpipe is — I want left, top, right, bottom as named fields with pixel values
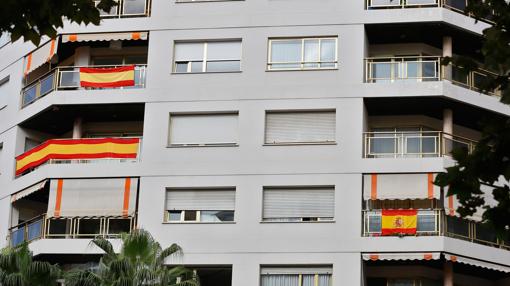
left=444, top=261, right=454, bottom=286
left=72, top=117, right=83, bottom=139
left=442, top=36, right=453, bottom=81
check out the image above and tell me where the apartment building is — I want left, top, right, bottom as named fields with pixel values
left=0, top=0, right=509, bottom=285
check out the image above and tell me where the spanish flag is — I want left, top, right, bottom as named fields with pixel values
left=80, top=65, right=135, bottom=88
left=381, top=209, right=418, bottom=236
left=16, top=138, right=140, bottom=176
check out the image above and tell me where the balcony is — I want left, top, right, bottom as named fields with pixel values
left=365, top=56, right=501, bottom=97
left=21, top=64, right=147, bottom=107
left=95, top=0, right=151, bottom=18
left=365, top=0, right=494, bottom=23
left=9, top=214, right=136, bottom=247
left=15, top=137, right=142, bottom=177
left=362, top=209, right=510, bottom=251
left=363, top=131, right=476, bottom=158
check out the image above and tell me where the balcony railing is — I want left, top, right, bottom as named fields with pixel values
left=366, top=0, right=495, bottom=23
left=362, top=210, right=510, bottom=250
left=15, top=137, right=142, bottom=176
left=9, top=214, right=136, bottom=247
left=363, top=131, right=476, bottom=158
left=21, top=64, right=147, bottom=107
left=95, top=0, right=151, bottom=18
left=365, top=56, right=501, bottom=96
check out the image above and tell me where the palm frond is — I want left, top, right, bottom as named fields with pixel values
left=64, top=269, right=101, bottom=286
left=156, top=243, right=182, bottom=265
left=91, top=237, right=115, bottom=256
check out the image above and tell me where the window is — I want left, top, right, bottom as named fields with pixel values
left=260, top=266, right=332, bottom=286
left=165, top=188, right=235, bottom=223
left=192, top=266, right=232, bottom=286
left=262, top=187, right=334, bottom=222
left=268, top=37, right=337, bottom=70
left=168, top=113, right=239, bottom=146
left=24, top=138, right=42, bottom=152
left=173, top=40, right=242, bottom=73
left=265, top=110, right=336, bottom=144
left=0, top=76, right=9, bottom=109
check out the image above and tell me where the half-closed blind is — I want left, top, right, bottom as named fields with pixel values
left=169, top=113, right=238, bottom=145
left=263, top=187, right=335, bottom=219
left=166, top=189, right=235, bottom=211
left=265, top=111, right=336, bottom=143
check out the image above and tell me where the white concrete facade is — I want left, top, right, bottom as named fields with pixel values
left=0, top=1, right=510, bottom=286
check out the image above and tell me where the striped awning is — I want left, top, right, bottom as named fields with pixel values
left=362, top=252, right=441, bottom=261
left=62, top=32, right=148, bottom=43
left=23, top=38, right=59, bottom=75
left=445, top=254, right=510, bottom=273
left=11, top=180, right=48, bottom=203
left=363, top=173, right=440, bottom=200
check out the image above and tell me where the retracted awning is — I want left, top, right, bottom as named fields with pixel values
left=444, top=184, right=497, bottom=222
left=445, top=254, right=510, bottom=273
left=23, top=38, right=58, bottom=75
left=11, top=180, right=48, bottom=203
left=363, top=173, right=440, bottom=200
left=62, top=32, right=148, bottom=43
left=47, top=177, right=138, bottom=218
left=362, top=252, right=441, bottom=261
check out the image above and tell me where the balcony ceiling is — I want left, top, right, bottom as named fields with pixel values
left=20, top=103, right=145, bottom=135
left=364, top=97, right=507, bottom=131
left=365, top=22, right=483, bottom=60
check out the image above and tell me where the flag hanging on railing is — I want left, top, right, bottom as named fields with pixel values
left=381, top=209, right=418, bottom=235
left=79, top=65, right=135, bottom=88
left=15, top=138, right=140, bottom=176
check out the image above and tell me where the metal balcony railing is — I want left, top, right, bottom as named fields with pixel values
left=363, top=131, right=477, bottom=158
left=21, top=64, right=147, bottom=107
left=15, top=137, right=142, bottom=177
left=366, top=0, right=495, bottom=23
left=95, top=0, right=151, bottom=18
left=362, top=210, right=510, bottom=250
left=9, top=214, right=136, bottom=247
left=365, top=56, right=501, bottom=96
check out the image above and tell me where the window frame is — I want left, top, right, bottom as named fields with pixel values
left=173, top=40, right=242, bottom=74
left=165, top=210, right=235, bottom=223
left=167, top=112, right=240, bottom=147
left=260, top=266, right=333, bottom=286
left=267, top=37, right=338, bottom=71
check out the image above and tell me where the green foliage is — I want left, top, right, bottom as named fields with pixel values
left=0, top=0, right=117, bottom=45
left=0, top=243, right=61, bottom=286
left=65, top=229, right=199, bottom=286
left=436, top=0, right=510, bottom=239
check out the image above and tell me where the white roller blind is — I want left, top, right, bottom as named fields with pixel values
left=24, top=38, right=58, bottom=75
left=265, top=111, right=336, bottom=143
left=363, top=173, right=440, bottom=200
left=263, top=187, right=335, bottom=219
left=261, top=266, right=333, bottom=275
left=166, top=189, right=235, bottom=211
left=207, top=41, right=241, bottom=60
left=174, top=42, right=204, bottom=61
left=47, top=178, right=138, bottom=217
left=169, top=113, right=238, bottom=145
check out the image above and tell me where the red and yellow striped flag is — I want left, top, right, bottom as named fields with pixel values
left=381, top=209, right=417, bottom=235
left=80, top=66, right=135, bottom=88
left=16, top=138, right=140, bottom=175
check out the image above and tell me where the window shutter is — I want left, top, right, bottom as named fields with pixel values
left=166, top=189, right=236, bottom=211
left=169, top=113, right=238, bottom=145
left=261, top=266, right=333, bottom=275
left=263, top=187, right=334, bottom=219
left=265, top=111, right=335, bottom=143
left=207, top=41, right=241, bottom=61
left=174, top=42, right=204, bottom=61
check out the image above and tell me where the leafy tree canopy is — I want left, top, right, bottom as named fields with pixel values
left=0, top=0, right=117, bottom=45
left=435, top=0, right=510, bottom=239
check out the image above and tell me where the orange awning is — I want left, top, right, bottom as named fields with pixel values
left=62, top=32, right=148, bottom=43
left=363, top=252, right=441, bottom=261
left=23, top=38, right=59, bottom=75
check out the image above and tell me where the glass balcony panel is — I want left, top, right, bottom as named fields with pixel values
left=422, top=61, right=438, bottom=80
left=10, top=227, right=25, bottom=247
left=368, top=214, right=382, bottom=233
left=444, top=0, right=467, bottom=10
left=123, top=0, right=147, bottom=15
left=59, top=70, right=80, bottom=88
left=475, top=224, right=498, bottom=244
left=451, top=66, right=469, bottom=85
left=76, top=219, right=102, bottom=238
left=107, top=218, right=132, bottom=235
left=27, top=219, right=43, bottom=241
left=22, top=85, right=37, bottom=106
left=417, top=213, right=436, bottom=232
left=405, top=137, right=421, bottom=154
left=47, top=219, right=71, bottom=238
left=421, top=137, right=437, bottom=155
left=446, top=216, right=470, bottom=238
left=370, top=137, right=396, bottom=155
left=371, top=62, right=393, bottom=81
left=40, top=73, right=55, bottom=96
left=406, top=62, right=419, bottom=80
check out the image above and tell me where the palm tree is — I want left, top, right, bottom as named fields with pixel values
left=65, top=229, right=199, bottom=286
left=0, top=242, right=61, bottom=286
